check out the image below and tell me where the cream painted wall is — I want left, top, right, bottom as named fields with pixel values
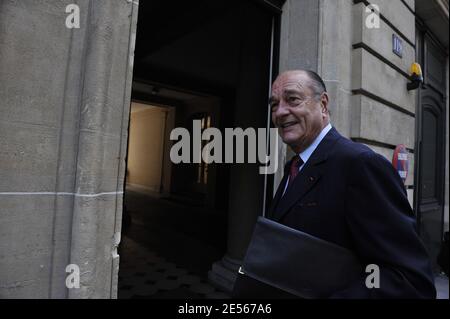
left=127, top=102, right=167, bottom=193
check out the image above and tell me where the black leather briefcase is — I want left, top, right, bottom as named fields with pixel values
left=232, top=217, right=363, bottom=299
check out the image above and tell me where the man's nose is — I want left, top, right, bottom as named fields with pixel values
left=273, top=101, right=290, bottom=118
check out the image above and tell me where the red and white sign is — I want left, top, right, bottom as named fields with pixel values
left=392, top=144, right=409, bottom=184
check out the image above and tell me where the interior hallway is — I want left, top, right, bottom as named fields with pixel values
left=118, top=189, right=229, bottom=299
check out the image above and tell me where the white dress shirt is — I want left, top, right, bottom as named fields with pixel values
left=282, top=123, right=332, bottom=196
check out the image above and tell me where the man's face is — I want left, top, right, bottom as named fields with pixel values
left=270, top=72, right=328, bottom=153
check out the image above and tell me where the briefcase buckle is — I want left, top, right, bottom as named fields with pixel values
left=238, top=266, right=245, bottom=275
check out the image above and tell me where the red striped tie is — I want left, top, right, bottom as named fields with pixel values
left=288, top=155, right=303, bottom=188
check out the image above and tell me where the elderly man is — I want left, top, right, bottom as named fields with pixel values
left=267, top=70, right=436, bottom=298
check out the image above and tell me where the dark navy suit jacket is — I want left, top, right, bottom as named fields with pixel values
left=268, top=127, right=436, bottom=298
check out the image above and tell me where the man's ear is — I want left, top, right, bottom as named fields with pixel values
left=320, top=92, right=329, bottom=114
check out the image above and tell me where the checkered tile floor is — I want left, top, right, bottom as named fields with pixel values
left=118, top=236, right=230, bottom=299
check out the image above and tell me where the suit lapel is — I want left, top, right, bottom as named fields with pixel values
left=271, top=128, right=342, bottom=222
left=272, top=164, right=322, bottom=221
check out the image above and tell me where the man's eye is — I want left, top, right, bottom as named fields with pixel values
left=288, top=97, right=300, bottom=103
left=270, top=103, right=279, bottom=110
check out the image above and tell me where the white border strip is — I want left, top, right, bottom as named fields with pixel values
left=0, top=191, right=124, bottom=198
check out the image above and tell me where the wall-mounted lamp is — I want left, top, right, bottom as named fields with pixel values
left=407, top=62, right=423, bottom=91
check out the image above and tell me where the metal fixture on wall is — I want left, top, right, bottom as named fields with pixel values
left=407, top=62, right=424, bottom=91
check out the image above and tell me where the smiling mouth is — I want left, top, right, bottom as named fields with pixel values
left=280, top=121, right=298, bottom=129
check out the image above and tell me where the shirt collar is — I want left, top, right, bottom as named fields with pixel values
left=298, top=123, right=332, bottom=164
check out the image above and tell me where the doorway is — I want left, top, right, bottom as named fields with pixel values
left=118, top=0, right=277, bottom=298
left=127, top=102, right=174, bottom=197
left=415, top=28, right=447, bottom=274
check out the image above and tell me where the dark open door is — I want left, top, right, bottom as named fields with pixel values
left=415, top=28, right=447, bottom=272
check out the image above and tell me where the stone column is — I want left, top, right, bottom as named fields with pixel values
left=67, top=0, right=138, bottom=299
left=0, top=0, right=138, bottom=299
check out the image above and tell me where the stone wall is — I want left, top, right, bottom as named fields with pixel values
left=351, top=0, right=417, bottom=206
left=0, top=0, right=138, bottom=298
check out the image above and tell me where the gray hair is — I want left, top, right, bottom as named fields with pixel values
left=304, top=70, right=327, bottom=98
left=304, top=70, right=330, bottom=116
